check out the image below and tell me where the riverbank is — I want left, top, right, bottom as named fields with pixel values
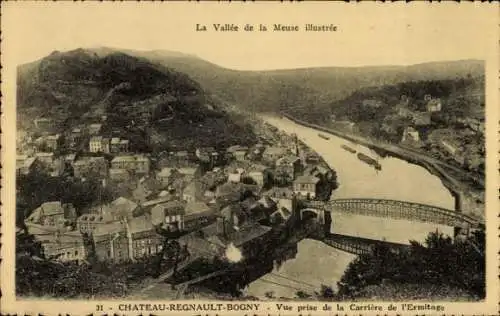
left=281, top=113, right=484, bottom=222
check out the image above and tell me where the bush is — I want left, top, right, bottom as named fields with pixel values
left=336, top=230, right=485, bottom=300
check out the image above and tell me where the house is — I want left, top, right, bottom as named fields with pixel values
left=275, top=155, right=302, bottom=183
left=92, top=221, right=130, bottom=262
left=25, top=202, right=76, bottom=230
left=48, top=157, right=65, bottom=177
left=401, top=127, right=421, bottom=143
left=109, top=168, right=131, bottom=181
left=247, top=145, right=265, bottom=161
left=219, top=204, right=249, bottom=234
left=77, top=198, right=136, bottom=234
left=88, top=123, right=103, bottom=135
left=182, top=181, right=197, bottom=203
left=157, top=167, right=175, bottom=186
left=77, top=209, right=115, bottom=234
left=40, top=232, right=87, bottom=262
left=110, top=138, right=121, bottom=153
left=174, top=150, right=189, bottom=162
left=398, top=107, right=414, bottom=118
left=262, top=146, right=288, bottom=162
left=426, top=98, right=442, bottom=112
left=264, top=187, right=295, bottom=201
left=183, top=201, right=216, bottom=231
left=305, top=152, right=321, bottom=164
left=110, top=197, right=139, bottom=220
left=214, top=208, right=272, bottom=259
left=129, top=215, right=163, bottom=259
left=35, top=152, right=54, bottom=165
left=240, top=196, right=276, bottom=223
left=16, top=156, right=38, bottom=176
left=195, top=147, right=216, bottom=163
left=204, top=190, right=216, bottom=200
left=247, top=170, right=265, bottom=187
left=227, top=170, right=242, bottom=183
left=46, top=134, right=61, bottom=151
left=109, top=137, right=129, bottom=153
left=303, top=165, right=331, bottom=181
left=72, top=156, right=108, bottom=179
left=89, top=136, right=103, bottom=153
left=135, top=155, right=150, bottom=174
left=293, top=175, right=320, bottom=199
left=133, top=177, right=163, bottom=204
left=34, top=118, right=56, bottom=130
left=270, top=207, right=293, bottom=226
left=111, top=155, right=150, bottom=175
left=17, top=154, right=28, bottom=166
left=119, top=139, right=129, bottom=152
left=101, top=138, right=110, bottom=153
left=412, top=112, right=431, bottom=126
left=215, top=182, right=260, bottom=204
left=68, top=128, right=82, bottom=148
left=177, top=166, right=200, bottom=182
left=227, top=145, right=249, bottom=161
left=150, top=200, right=186, bottom=231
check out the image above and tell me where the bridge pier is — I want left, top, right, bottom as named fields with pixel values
left=324, top=211, right=332, bottom=235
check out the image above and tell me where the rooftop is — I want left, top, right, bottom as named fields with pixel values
left=36, top=152, right=54, bottom=157
left=110, top=197, right=138, bottom=217
left=40, top=201, right=64, bottom=216
left=264, top=187, right=294, bottom=199
left=93, top=221, right=125, bottom=239
left=276, top=155, right=300, bottom=165
left=129, top=215, right=154, bottom=235
left=111, top=155, right=136, bottom=162
left=185, top=201, right=212, bottom=215
left=227, top=145, right=249, bottom=153
left=47, top=134, right=61, bottom=140
left=141, top=196, right=175, bottom=208
left=183, top=181, right=197, bottom=196
left=109, top=168, right=129, bottom=175
left=227, top=224, right=272, bottom=247
left=263, top=146, right=288, bottom=155
left=178, top=167, right=198, bottom=175
left=157, top=167, right=175, bottom=177
left=294, top=175, right=320, bottom=184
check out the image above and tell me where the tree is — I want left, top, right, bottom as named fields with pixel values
left=336, top=230, right=486, bottom=300
left=273, top=168, right=292, bottom=187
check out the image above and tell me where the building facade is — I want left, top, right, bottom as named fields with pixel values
left=293, top=175, right=320, bottom=199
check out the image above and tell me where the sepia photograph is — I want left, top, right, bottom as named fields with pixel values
left=1, top=2, right=498, bottom=315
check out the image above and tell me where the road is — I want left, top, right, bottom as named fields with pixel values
left=281, top=113, right=484, bottom=192
left=140, top=256, right=199, bottom=293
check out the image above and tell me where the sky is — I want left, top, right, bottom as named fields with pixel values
left=1, top=2, right=498, bottom=70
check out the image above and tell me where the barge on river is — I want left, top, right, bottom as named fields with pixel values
left=341, top=144, right=356, bottom=154
left=318, top=133, right=330, bottom=140
left=357, top=153, right=382, bottom=171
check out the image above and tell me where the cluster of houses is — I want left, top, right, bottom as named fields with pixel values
left=20, top=119, right=334, bottom=265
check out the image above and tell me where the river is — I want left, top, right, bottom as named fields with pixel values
left=244, top=115, right=455, bottom=299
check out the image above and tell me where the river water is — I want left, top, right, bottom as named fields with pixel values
left=244, top=115, right=455, bottom=299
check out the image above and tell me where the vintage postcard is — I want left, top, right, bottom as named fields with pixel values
left=1, top=2, right=499, bottom=315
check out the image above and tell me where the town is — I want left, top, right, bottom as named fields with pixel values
left=16, top=113, right=337, bottom=281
